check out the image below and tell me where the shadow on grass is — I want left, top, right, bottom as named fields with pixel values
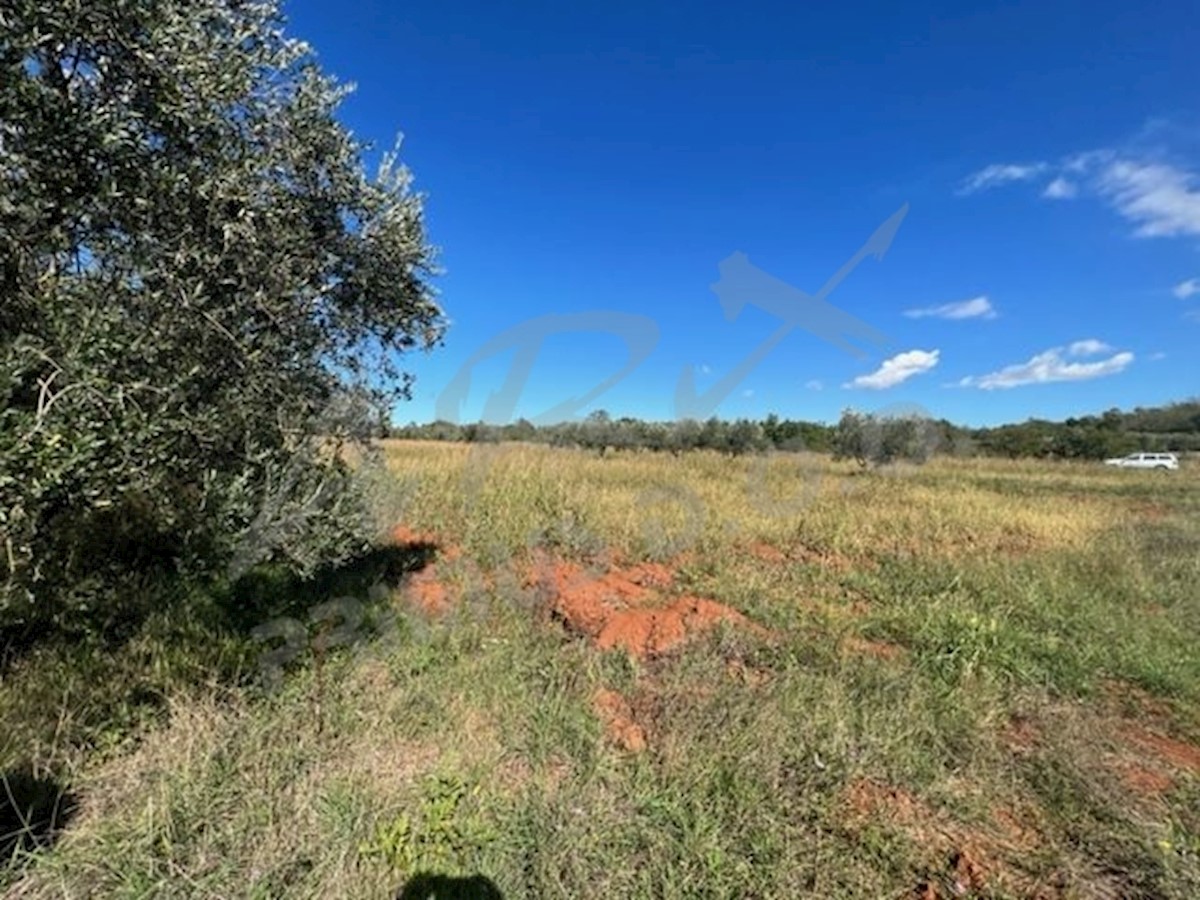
left=219, top=541, right=439, bottom=634
left=0, top=540, right=442, bottom=782
left=1, top=540, right=440, bottom=678
left=395, top=872, right=504, bottom=900
left=0, top=766, right=78, bottom=866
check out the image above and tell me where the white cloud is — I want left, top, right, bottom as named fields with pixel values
left=903, top=296, right=996, bottom=320
left=804, top=379, right=824, bottom=391
left=959, top=345, right=1134, bottom=390
left=959, top=144, right=1200, bottom=240
left=1173, top=278, right=1200, bottom=299
left=1063, top=149, right=1112, bottom=174
left=1067, top=338, right=1111, bottom=356
left=1149, top=352, right=1167, bottom=361
left=741, top=388, right=755, bottom=398
left=1043, top=177, right=1078, bottom=199
left=846, top=349, right=940, bottom=390
left=957, top=163, right=1048, bottom=195
left=1096, top=159, right=1200, bottom=238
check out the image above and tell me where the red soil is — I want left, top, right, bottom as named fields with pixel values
left=726, top=658, right=772, bottom=686
left=387, top=523, right=458, bottom=613
left=406, top=572, right=450, bottom=614
left=527, top=553, right=767, bottom=659
left=989, top=804, right=1043, bottom=853
left=1100, top=679, right=1177, bottom=722
left=1120, top=725, right=1200, bottom=773
left=842, top=636, right=907, bottom=661
left=1117, top=762, right=1175, bottom=796
left=844, top=779, right=930, bottom=833
left=747, top=541, right=788, bottom=564
left=843, top=779, right=1049, bottom=898
left=384, top=531, right=762, bottom=653
left=1000, top=715, right=1040, bottom=755
left=592, top=688, right=647, bottom=753
left=388, top=524, right=439, bottom=547
left=745, top=538, right=856, bottom=571
left=950, top=848, right=989, bottom=894
left=596, top=596, right=758, bottom=657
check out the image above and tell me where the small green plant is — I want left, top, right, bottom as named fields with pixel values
left=358, top=775, right=492, bottom=874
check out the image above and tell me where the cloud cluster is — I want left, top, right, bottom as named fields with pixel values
left=846, top=349, right=940, bottom=390
left=1066, top=338, right=1111, bottom=356
left=957, top=163, right=1048, bottom=195
left=961, top=151, right=1200, bottom=239
left=903, top=296, right=996, bottom=320
left=958, top=340, right=1133, bottom=390
left=1173, top=278, right=1199, bottom=300
left=1042, top=177, right=1078, bottom=199
left=1097, top=159, right=1200, bottom=238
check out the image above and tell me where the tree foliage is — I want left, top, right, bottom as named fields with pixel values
left=395, top=414, right=806, bottom=457
left=972, top=402, right=1200, bottom=459
left=391, top=400, right=1200, bottom=465
left=1, top=1, right=443, bottom=626
left=831, top=410, right=938, bottom=468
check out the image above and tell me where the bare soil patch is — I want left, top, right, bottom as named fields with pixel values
left=387, top=524, right=462, bottom=614
left=842, top=778, right=1052, bottom=898
left=526, top=552, right=768, bottom=659
left=742, top=538, right=858, bottom=571
left=1001, top=714, right=1041, bottom=756
left=1119, top=726, right=1200, bottom=776
left=592, top=688, right=648, bottom=753
left=842, top=636, right=907, bottom=662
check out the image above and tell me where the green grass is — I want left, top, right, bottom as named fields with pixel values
left=3, top=446, right=1199, bottom=897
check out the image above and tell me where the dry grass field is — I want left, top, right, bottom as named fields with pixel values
left=3, top=442, right=1199, bottom=898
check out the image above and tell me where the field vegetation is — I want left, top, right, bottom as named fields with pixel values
left=4, top=443, right=1198, bottom=898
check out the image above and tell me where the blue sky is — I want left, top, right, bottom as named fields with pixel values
left=285, top=0, right=1199, bottom=427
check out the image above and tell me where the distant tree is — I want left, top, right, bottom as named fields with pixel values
left=833, top=410, right=936, bottom=467
left=667, top=419, right=703, bottom=456
left=507, top=418, right=537, bottom=442
left=1, top=1, right=443, bottom=628
left=640, top=422, right=669, bottom=453
left=699, top=417, right=728, bottom=453
left=832, top=411, right=872, bottom=467
left=726, top=419, right=767, bottom=456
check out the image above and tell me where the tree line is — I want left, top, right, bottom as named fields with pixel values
left=391, top=401, right=1200, bottom=463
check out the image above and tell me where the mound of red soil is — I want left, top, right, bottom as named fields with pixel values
left=527, top=553, right=766, bottom=659
left=597, top=596, right=757, bottom=657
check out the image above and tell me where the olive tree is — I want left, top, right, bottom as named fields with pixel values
left=832, top=410, right=938, bottom=468
left=1, top=1, right=444, bottom=627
